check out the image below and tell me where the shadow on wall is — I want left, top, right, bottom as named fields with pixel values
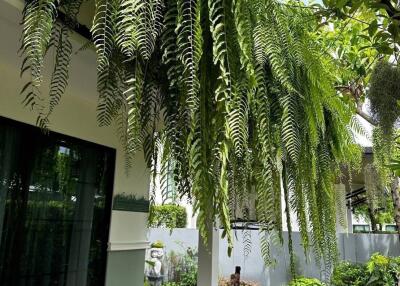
left=148, top=228, right=400, bottom=286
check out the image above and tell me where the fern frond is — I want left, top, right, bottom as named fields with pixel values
left=281, top=93, right=301, bottom=163
left=117, top=0, right=164, bottom=59
left=232, top=0, right=255, bottom=85
left=97, top=55, right=125, bottom=127
left=122, top=62, right=145, bottom=167
left=208, top=0, right=231, bottom=103
left=176, top=0, right=202, bottom=107
left=20, top=0, right=59, bottom=114
left=228, top=88, right=248, bottom=157
left=48, top=23, right=72, bottom=118
left=253, top=2, right=295, bottom=94
left=92, top=0, right=119, bottom=71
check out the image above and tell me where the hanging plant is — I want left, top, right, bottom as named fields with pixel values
left=18, top=0, right=363, bottom=270
left=368, top=61, right=400, bottom=135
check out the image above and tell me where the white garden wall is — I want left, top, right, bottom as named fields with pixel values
left=148, top=228, right=400, bottom=286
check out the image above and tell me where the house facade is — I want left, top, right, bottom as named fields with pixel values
left=0, top=0, right=150, bottom=285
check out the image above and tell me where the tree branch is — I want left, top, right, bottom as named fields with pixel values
left=356, top=106, right=378, bottom=126
left=379, top=0, right=400, bottom=20
left=335, top=84, right=378, bottom=126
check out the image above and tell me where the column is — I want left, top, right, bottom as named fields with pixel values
left=197, top=221, right=219, bottom=286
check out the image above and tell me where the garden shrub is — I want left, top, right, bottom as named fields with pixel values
left=330, top=261, right=369, bottom=286
left=288, top=277, right=325, bottom=286
left=365, top=253, right=397, bottom=285
left=331, top=253, right=400, bottom=286
left=162, top=247, right=197, bottom=286
left=149, top=204, right=187, bottom=228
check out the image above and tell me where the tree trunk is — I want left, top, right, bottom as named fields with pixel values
left=368, top=207, right=378, bottom=233
left=390, top=177, right=400, bottom=238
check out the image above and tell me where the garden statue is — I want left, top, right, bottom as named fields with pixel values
left=146, top=241, right=165, bottom=286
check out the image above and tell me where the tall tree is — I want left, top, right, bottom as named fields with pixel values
left=315, top=2, right=400, bottom=235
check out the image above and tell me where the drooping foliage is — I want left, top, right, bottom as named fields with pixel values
left=372, top=127, right=400, bottom=233
left=368, top=61, right=400, bottom=135
left=19, top=0, right=362, bottom=269
left=388, top=133, right=400, bottom=176
left=20, top=0, right=83, bottom=128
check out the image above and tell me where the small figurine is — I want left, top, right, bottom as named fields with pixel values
left=146, top=241, right=165, bottom=286
left=149, top=247, right=164, bottom=276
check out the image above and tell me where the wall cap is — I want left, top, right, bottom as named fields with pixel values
left=108, top=241, right=150, bottom=251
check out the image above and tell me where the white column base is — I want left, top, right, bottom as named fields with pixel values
left=197, top=224, right=219, bottom=286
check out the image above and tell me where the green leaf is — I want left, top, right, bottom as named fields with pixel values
left=358, top=34, right=371, bottom=41
left=333, top=0, right=348, bottom=9
left=376, top=44, right=393, bottom=55
left=368, top=20, right=378, bottom=37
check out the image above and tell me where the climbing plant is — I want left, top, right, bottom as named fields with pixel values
left=19, top=0, right=363, bottom=270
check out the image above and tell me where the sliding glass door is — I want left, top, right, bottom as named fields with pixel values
left=0, top=117, right=115, bottom=286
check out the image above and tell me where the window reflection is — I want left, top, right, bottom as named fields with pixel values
left=0, top=117, right=115, bottom=286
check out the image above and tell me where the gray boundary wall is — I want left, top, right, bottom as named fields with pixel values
left=148, top=228, right=400, bottom=286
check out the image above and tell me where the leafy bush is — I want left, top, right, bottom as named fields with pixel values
left=180, top=266, right=197, bottom=286
left=331, top=254, right=400, bottom=286
left=163, top=247, right=197, bottom=286
left=330, top=261, right=369, bottom=286
left=365, top=253, right=397, bottom=285
left=288, top=277, right=325, bottom=286
left=148, top=204, right=187, bottom=228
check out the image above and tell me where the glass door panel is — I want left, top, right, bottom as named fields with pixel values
left=0, top=117, right=115, bottom=286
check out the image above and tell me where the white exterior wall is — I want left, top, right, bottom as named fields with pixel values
left=149, top=228, right=400, bottom=286
left=0, top=1, right=149, bottom=285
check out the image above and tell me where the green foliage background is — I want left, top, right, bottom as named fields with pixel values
left=331, top=253, right=400, bottom=286
left=148, top=204, right=187, bottom=228
left=288, top=277, right=325, bottom=286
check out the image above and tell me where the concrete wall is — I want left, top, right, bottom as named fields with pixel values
left=148, top=228, right=400, bottom=286
left=0, top=1, right=149, bottom=285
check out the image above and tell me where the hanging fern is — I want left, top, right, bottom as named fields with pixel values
left=20, top=0, right=59, bottom=127
left=116, top=0, right=164, bottom=59
left=92, top=0, right=119, bottom=71
left=47, top=23, right=72, bottom=122
left=18, top=0, right=364, bottom=274
left=368, top=61, right=400, bottom=135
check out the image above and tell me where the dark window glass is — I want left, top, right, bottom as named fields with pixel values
left=0, top=117, right=115, bottom=286
left=385, top=225, right=397, bottom=232
left=353, top=224, right=370, bottom=233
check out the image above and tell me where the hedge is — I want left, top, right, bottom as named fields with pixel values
left=148, top=204, right=187, bottom=228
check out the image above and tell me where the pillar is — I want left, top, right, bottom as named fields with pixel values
left=197, top=222, right=219, bottom=286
